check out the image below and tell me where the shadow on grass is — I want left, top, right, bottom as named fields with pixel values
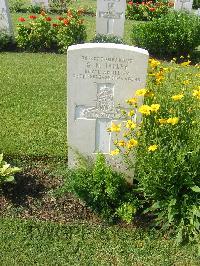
left=1, top=172, right=46, bottom=207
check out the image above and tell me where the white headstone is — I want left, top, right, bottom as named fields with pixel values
left=0, top=0, right=13, bottom=35
left=174, top=0, right=193, bottom=11
left=32, top=0, right=49, bottom=10
left=67, top=43, right=149, bottom=170
left=197, top=8, right=200, bottom=16
left=96, top=0, right=126, bottom=37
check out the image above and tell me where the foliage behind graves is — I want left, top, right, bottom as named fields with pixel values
left=16, top=9, right=86, bottom=53
left=132, top=11, right=200, bottom=58
left=126, top=0, right=171, bottom=21
left=110, top=58, right=200, bottom=246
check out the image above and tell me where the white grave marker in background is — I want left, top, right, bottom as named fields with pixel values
left=174, top=0, right=193, bottom=11
left=0, top=0, right=13, bottom=35
left=96, top=0, right=126, bottom=37
left=67, top=43, right=149, bottom=169
left=32, top=0, right=49, bottom=10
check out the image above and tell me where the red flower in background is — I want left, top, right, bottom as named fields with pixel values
left=52, top=23, right=58, bottom=27
left=149, top=7, right=156, bottom=11
left=63, top=18, right=70, bottom=25
left=128, top=1, right=133, bottom=5
left=18, top=17, right=25, bottom=22
left=45, top=17, right=52, bottom=21
left=57, top=16, right=63, bottom=21
left=29, top=15, right=37, bottom=19
left=168, top=2, right=174, bottom=6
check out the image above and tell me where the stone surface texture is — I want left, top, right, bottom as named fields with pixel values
left=0, top=0, right=12, bottom=34
left=32, top=0, right=49, bottom=9
left=174, top=0, right=193, bottom=11
left=96, top=0, right=126, bottom=37
left=67, top=43, right=149, bottom=171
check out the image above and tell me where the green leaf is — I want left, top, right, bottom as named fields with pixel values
left=143, top=201, right=161, bottom=214
left=191, top=186, right=200, bottom=193
left=5, top=175, right=14, bottom=182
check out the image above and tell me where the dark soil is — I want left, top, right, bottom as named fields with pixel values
left=0, top=159, right=153, bottom=228
left=0, top=161, right=100, bottom=224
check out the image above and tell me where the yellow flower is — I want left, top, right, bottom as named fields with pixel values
left=149, top=59, right=160, bottom=69
left=126, top=120, right=136, bottom=130
left=192, top=89, right=200, bottom=99
left=127, top=139, right=138, bottom=149
left=155, top=71, right=165, bottom=84
left=126, top=97, right=137, bottom=106
left=158, top=118, right=168, bottom=124
left=180, top=60, right=191, bottom=67
left=150, top=104, right=160, bottom=113
left=107, top=122, right=121, bottom=132
left=167, top=117, right=179, bottom=125
left=162, top=67, right=170, bottom=72
left=148, top=145, right=158, bottom=152
left=135, top=88, right=148, bottom=97
left=171, top=94, right=184, bottom=101
left=117, top=140, right=126, bottom=147
left=182, top=80, right=190, bottom=85
left=128, top=110, right=135, bottom=117
left=110, top=149, right=120, bottom=156
left=138, top=105, right=151, bottom=116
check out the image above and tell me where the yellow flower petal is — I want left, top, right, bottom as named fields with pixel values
left=150, top=104, right=160, bottom=112
left=148, top=145, right=158, bottom=152
left=110, top=149, right=120, bottom=156
left=171, top=94, right=184, bottom=101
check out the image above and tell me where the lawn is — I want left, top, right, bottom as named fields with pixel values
left=0, top=3, right=200, bottom=265
left=0, top=218, right=199, bottom=265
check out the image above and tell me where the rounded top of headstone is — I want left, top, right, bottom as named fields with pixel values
left=67, top=43, right=149, bottom=56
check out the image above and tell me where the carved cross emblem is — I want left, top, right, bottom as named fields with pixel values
left=99, top=3, right=123, bottom=34
left=75, top=83, right=122, bottom=154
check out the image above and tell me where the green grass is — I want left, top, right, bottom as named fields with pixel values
left=0, top=52, right=67, bottom=158
left=0, top=218, right=199, bottom=265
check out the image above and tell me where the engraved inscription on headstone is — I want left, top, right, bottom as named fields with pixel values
left=174, top=0, right=193, bottom=11
left=96, top=0, right=126, bottom=37
left=0, top=0, right=13, bottom=34
left=67, top=43, right=149, bottom=169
